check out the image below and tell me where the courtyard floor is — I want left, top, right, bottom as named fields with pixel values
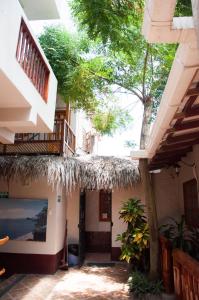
left=0, top=264, right=133, bottom=300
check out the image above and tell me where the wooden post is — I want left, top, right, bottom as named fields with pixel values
left=60, top=120, right=66, bottom=155
left=159, top=235, right=174, bottom=293
left=139, top=158, right=159, bottom=279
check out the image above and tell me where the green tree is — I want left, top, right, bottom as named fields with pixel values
left=39, top=26, right=132, bottom=135
left=71, top=0, right=178, bottom=279
left=71, top=0, right=192, bottom=278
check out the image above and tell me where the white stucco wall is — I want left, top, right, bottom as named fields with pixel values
left=0, top=0, right=57, bottom=135
left=153, top=144, right=199, bottom=225
left=0, top=178, right=66, bottom=255
left=153, top=169, right=182, bottom=225
left=67, top=189, right=80, bottom=244
left=66, top=185, right=145, bottom=248
left=112, top=185, right=145, bottom=247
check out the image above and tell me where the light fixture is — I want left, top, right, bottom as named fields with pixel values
left=149, top=169, right=162, bottom=174
left=174, top=163, right=180, bottom=176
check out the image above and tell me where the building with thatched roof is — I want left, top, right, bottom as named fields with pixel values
left=0, top=155, right=144, bottom=274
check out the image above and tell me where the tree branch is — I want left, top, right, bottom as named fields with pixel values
left=88, top=69, right=144, bottom=103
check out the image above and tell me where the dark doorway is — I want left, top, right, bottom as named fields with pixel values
left=79, top=190, right=86, bottom=266
left=183, top=178, right=199, bottom=227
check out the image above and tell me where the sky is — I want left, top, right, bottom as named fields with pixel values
left=30, top=0, right=143, bottom=157
left=0, top=199, right=47, bottom=219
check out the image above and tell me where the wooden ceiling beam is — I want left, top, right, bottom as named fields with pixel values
left=152, top=148, right=192, bottom=166
left=186, top=87, right=199, bottom=97
left=159, top=140, right=198, bottom=152
left=166, top=132, right=199, bottom=144
left=167, top=119, right=199, bottom=133
left=149, top=157, right=181, bottom=169
left=155, top=147, right=191, bottom=158
left=174, top=107, right=199, bottom=119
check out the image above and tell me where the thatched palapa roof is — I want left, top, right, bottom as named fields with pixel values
left=0, top=155, right=140, bottom=190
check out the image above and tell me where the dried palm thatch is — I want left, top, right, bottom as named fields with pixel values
left=0, top=155, right=140, bottom=190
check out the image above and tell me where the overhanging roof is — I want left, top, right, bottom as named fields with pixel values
left=132, top=0, right=199, bottom=170
left=19, top=0, right=61, bottom=20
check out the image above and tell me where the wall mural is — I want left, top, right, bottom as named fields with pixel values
left=0, top=198, right=48, bottom=242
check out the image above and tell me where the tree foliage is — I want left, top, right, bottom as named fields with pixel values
left=92, top=107, right=132, bottom=136
left=71, top=0, right=177, bottom=129
left=39, top=26, right=132, bottom=135
left=71, top=0, right=144, bottom=47
left=175, top=0, right=192, bottom=16
left=39, top=26, right=98, bottom=112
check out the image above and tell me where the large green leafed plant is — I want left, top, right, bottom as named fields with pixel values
left=117, top=198, right=149, bottom=268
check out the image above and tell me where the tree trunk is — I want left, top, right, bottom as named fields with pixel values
left=139, top=96, right=159, bottom=279
left=140, top=96, right=152, bottom=150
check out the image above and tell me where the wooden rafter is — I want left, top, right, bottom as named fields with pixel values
left=149, top=74, right=199, bottom=170
left=166, top=131, right=199, bottom=144
left=159, top=139, right=199, bottom=152
left=167, top=119, right=199, bottom=133
left=174, top=106, right=199, bottom=119
left=186, top=87, right=199, bottom=96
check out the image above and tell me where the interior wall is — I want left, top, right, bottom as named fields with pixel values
left=85, top=190, right=110, bottom=232
left=0, top=178, right=65, bottom=255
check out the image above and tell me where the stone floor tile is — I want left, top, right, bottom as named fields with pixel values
left=0, top=264, right=131, bottom=300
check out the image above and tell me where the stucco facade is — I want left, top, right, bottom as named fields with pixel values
left=153, top=144, right=199, bottom=225
left=0, top=161, right=193, bottom=273
left=0, top=178, right=66, bottom=273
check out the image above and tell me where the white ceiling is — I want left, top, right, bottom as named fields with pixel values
left=19, top=0, right=60, bottom=20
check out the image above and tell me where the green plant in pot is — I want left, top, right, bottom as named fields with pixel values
left=160, top=215, right=192, bottom=253
left=116, top=198, right=149, bottom=271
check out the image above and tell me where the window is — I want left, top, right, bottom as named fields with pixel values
left=99, top=190, right=111, bottom=222
left=183, top=179, right=199, bottom=227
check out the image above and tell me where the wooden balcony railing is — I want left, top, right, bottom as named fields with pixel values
left=16, top=19, right=50, bottom=101
left=0, top=119, right=75, bottom=156
left=159, top=235, right=174, bottom=294
left=173, top=249, right=199, bottom=300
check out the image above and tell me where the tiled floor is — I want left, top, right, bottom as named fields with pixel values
left=0, top=264, right=133, bottom=300
left=85, top=252, right=111, bottom=263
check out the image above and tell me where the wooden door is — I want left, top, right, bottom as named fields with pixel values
left=183, top=178, right=199, bottom=227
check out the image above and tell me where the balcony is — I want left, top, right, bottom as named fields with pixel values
left=16, top=19, right=50, bottom=102
left=0, top=119, right=76, bottom=157
left=0, top=0, right=57, bottom=144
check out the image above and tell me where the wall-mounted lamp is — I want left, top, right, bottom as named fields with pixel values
left=174, top=164, right=180, bottom=176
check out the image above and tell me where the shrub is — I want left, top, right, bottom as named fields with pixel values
left=160, top=215, right=192, bottom=254
left=116, top=198, right=149, bottom=270
left=128, top=271, right=164, bottom=297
